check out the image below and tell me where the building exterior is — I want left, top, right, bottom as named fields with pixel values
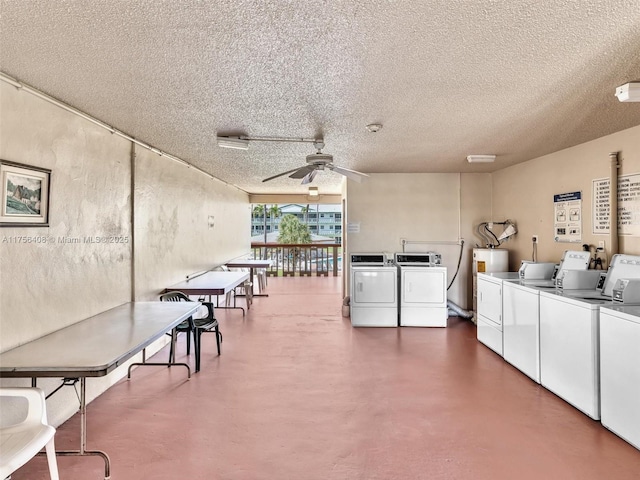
left=251, top=204, right=342, bottom=244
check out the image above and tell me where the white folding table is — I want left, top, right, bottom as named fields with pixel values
left=0, top=301, right=201, bottom=479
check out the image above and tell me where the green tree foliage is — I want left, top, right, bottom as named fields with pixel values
left=268, top=204, right=282, bottom=231
left=277, top=214, right=311, bottom=244
left=252, top=204, right=265, bottom=219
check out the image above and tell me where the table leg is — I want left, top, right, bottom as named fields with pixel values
left=238, top=268, right=268, bottom=297
left=127, top=331, right=192, bottom=378
left=38, top=377, right=112, bottom=479
left=214, top=289, right=245, bottom=316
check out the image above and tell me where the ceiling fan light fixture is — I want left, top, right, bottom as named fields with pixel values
left=615, top=82, right=640, bottom=102
left=467, top=154, right=496, bottom=163
left=217, top=136, right=250, bottom=150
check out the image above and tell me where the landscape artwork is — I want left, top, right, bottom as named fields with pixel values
left=0, top=160, right=50, bottom=226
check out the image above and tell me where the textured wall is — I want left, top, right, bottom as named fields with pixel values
left=492, top=125, right=640, bottom=270
left=134, top=148, right=250, bottom=300
left=0, top=81, right=250, bottom=426
left=345, top=173, right=491, bottom=309
left=0, top=81, right=133, bottom=424
left=0, top=82, right=132, bottom=351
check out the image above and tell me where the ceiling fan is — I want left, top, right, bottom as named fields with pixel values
left=261, top=140, right=369, bottom=184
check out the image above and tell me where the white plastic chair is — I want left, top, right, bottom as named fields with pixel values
left=0, top=387, right=59, bottom=480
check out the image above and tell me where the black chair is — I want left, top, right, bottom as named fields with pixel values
left=159, top=291, right=222, bottom=372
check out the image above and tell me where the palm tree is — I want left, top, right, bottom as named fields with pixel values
left=301, top=205, right=309, bottom=224
left=251, top=204, right=268, bottom=247
left=268, top=204, right=282, bottom=234
left=252, top=204, right=265, bottom=235
left=278, top=214, right=312, bottom=272
left=277, top=214, right=312, bottom=244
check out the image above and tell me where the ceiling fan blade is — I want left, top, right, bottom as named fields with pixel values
left=328, top=165, right=369, bottom=183
left=289, top=165, right=316, bottom=179
left=301, top=169, right=318, bottom=185
left=262, top=166, right=306, bottom=183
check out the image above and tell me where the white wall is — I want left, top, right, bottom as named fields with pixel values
left=134, top=148, right=250, bottom=300
left=493, top=125, right=640, bottom=269
left=345, top=173, right=492, bottom=309
left=0, top=81, right=249, bottom=425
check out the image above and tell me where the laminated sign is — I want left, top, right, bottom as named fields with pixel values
left=554, top=191, right=582, bottom=243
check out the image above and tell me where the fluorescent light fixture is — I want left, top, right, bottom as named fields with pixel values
left=467, top=154, right=496, bottom=163
left=615, top=82, right=640, bottom=102
left=217, top=136, right=250, bottom=150
left=308, top=187, right=319, bottom=197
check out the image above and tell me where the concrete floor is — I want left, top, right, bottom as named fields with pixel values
left=13, top=276, right=640, bottom=479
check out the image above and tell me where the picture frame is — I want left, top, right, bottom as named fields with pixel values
left=0, top=160, right=51, bottom=227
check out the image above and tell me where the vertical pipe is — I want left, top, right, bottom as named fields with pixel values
left=80, top=378, right=86, bottom=454
left=130, top=142, right=136, bottom=302
left=609, top=152, right=620, bottom=256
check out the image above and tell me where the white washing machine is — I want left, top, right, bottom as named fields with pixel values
left=502, top=251, right=592, bottom=383
left=599, top=304, right=640, bottom=451
left=539, top=289, right=607, bottom=419
left=537, top=254, right=640, bottom=420
left=395, top=253, right=447, bottom=327
left=350, top=253, right=398, bottom=327
left=503, top=281, right=546, bottom=383
left=476, top=272, right=520, bottom=356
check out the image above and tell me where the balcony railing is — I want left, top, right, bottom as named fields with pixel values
left=251, top=243, right=341, bottom=277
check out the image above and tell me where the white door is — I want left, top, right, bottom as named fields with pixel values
left=401, top=269, right=446, bottom=305
left=352, top=269, right=396, bottom=305
left=477, top=276, right=502, bottom=326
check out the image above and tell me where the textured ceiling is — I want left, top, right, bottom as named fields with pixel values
left=1, top=0, right=640, bottom=195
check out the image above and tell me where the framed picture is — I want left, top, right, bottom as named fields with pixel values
left=0, top=160, right=51, bottom=227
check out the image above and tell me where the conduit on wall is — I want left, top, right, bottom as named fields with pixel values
left=0, top=72, right=246, bottom=193
left=610, top=151, right=620, bottom=257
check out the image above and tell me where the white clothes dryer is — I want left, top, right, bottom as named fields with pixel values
left=350, top=253, right=398, bottom=327
left=395, top=253, right=447, bottom=327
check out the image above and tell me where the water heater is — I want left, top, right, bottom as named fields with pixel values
left=473, top=248, right=509, bottom=274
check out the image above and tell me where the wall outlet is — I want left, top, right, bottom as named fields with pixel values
left=532, top=235, right=538, bottom=244
left=598, top=240, right=605, bottom=249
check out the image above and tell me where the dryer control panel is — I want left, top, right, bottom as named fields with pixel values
left=350, top=253, right=392, bottom=266
left=394, top=252, right=442, bottom=266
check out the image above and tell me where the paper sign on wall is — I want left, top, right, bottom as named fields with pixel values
left=593, top=174, right=640, bottom=236
left=554, top=191, right=582, bottom=243
left=347, top=222, right=360, bottom=233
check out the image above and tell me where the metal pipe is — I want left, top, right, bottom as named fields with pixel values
left=0, top=72, right=248, bottom=193
left=447, top=300, right=474, bottom=319
left=610, top=152, right=620, bottom=256
left=239, top=136, right=318, bottom=143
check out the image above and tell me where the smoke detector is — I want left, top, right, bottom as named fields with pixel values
left=366, top=123, right=383, bottom=133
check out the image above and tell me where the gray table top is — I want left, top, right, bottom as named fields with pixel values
left=164, top=270, right=249, bottom=295
left=0, top=302, right=200, bottom=378
left=225, top=259, right=273, bottom=268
